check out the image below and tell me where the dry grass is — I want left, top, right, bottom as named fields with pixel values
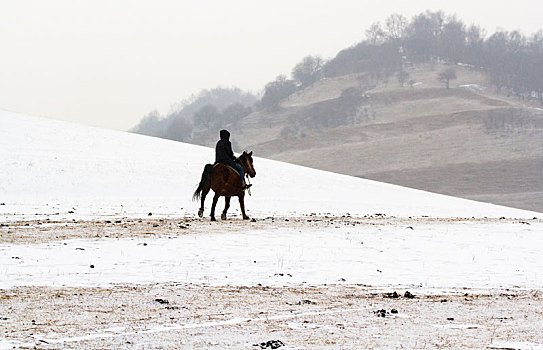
left=226, top=64, right=543, bottom=212
left=1, top=216, right=539, bottom=245
left=1, top=283, right=542, bottom=349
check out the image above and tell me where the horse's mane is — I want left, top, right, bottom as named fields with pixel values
left=236, top=151, right=250, bottom=163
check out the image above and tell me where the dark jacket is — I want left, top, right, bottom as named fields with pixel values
left=215, top=129, right=235, bottom=166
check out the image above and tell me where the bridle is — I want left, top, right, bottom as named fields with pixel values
left=239, top=152, right=255, bottom=195
left=239, top=153, right=255, bottom=177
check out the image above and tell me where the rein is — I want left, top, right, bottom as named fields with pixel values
left=239, top=155, right=253, bottom=196
left=245, top=173, right=252, bottom=196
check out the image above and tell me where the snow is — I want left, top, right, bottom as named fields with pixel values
left=459, top=83, right=486, bottom=92
left=2, top=220, right=542, bottom=289
left=33, top=308, right=361, bottom=347
left=488, top=343, right=543, bottom=350
left=0, top=340, right=33, bottom=350
left=0, top=109, right=538, bottom=221
left=434, top=323, right=482, bottom=329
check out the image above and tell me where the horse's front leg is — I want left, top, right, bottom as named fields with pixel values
left=210, top=192, right=220, bottom=221
left=238, top=192, right=250, bottom=220
left=221, top=196, right=231, bottom=220
left=198, top=187, right=210, bottom=218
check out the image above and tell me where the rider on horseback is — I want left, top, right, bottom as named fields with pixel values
left=215, top=129, right=251, bottom=190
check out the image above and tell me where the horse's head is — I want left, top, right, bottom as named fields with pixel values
left=239, top=151, right=256, bottom=178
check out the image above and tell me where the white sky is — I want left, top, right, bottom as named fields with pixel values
left=1, top=0, right=542, bottom=131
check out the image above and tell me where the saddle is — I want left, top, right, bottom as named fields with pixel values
left=213, top=163, right=242, bottom=177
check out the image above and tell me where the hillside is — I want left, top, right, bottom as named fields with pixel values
left=226, top=64, right=543, bottom=212
left=0, top=109, right=538, bottom=220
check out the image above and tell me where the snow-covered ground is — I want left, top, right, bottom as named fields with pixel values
left=2, top=219, right=543, bottom=290
left=2, top=109, right=540, bottom=289
left=1, top=110, right=542, bottom=349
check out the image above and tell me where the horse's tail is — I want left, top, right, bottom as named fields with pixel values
left=193, top=164, right=214, bottom=201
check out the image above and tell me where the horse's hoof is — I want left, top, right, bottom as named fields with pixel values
left=243, top=216, right=250, bottom=220
left=210, top=217, right=216, bottom=222
left=221, top=213, right=226, bottom=220
left=198, top=209, right=203, bottom=218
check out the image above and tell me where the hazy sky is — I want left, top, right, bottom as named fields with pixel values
left=1, top=0, right=542, bottom=130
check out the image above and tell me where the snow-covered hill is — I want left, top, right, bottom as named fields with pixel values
left=0, top=109, right=539, bottom=221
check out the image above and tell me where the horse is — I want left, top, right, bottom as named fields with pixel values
left=192, top=151, right=256, bottom=221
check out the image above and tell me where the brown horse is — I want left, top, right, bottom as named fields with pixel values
left=193, top=151, right=256, bottom=221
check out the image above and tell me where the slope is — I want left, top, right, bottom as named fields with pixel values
left=231, top=64, right=543, bottom=212
left=0, top=109, right=538, bottom=221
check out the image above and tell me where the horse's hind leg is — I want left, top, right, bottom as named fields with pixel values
left=198, top=187, right=210, bottom=218
left=221, top=196, right=231, bottom=220
left=210, top=192, right=220, bottom=221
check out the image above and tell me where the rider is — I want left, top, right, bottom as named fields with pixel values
left=215, top=129, right=251, bottom=190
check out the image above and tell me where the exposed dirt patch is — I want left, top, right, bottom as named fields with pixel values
left=1, top=284, right=542, bottom=349
left=1, top=216, right=536, bottom=245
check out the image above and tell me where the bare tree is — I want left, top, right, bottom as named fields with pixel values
left=385, top=14, right=407, bottom=44
left=405, top=11, right=445, bottom=62
left=221, top=103, right=252, bottom=126
left=485, top=31, right=509, bottom=93
left=439, top=15, right=466, bottom=63
left=292, top=55, right=324, bottom=88
left=194, top=105, right=220, bottom=131
left=465, top=24, right=486, bottom=67
left=366, top=22, right=385, bottom=45
left=397, top=70, right=410, bottom=87
left=163, top=116, right=192, bottom=142
left=131, top=110, right=164, bottom=137
left=259, top=75, right=297, bottom=110
left=438, top=68, right=457, bottom=89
